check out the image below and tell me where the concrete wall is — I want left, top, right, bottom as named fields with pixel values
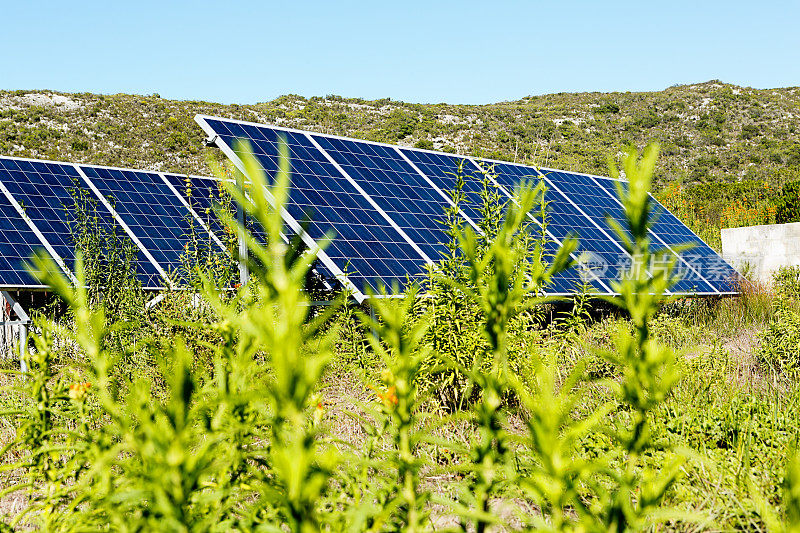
left=721, top=222, right=800, bottom=283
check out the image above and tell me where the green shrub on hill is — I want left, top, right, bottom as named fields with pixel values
left=775, top=180, right=800, bottom=223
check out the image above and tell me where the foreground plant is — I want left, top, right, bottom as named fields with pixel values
left=443, top=146, right=689, bottom=531
left=0, top=138, right=339, bottom=532
left=437, top=171, right=576, bottom=531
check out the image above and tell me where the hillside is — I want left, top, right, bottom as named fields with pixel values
left=2, top=81, right=799, bottom=190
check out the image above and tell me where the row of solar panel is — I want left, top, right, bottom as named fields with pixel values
left=0, top=156, right=230, bottom=289
left=197, top=115, right=739, bottom=299
left=0, top=117, right=738, bottom=299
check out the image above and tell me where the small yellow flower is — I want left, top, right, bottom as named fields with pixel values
left=68, top=382, right=91, bottom=402
left=377, top=386, right=398, bottom=407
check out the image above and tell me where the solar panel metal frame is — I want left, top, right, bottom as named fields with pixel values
left=196, top=115, right=738, bottom=298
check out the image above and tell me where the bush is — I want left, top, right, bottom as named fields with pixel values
left=775, top=180, right=800, bottom=223
left=595, top=101, right=620, bottom=114
left=70, top=139, right=89, bottom=151
left=741, top=124, right=760, bottom=140
left=773, top=265, right=800, bottom=302
left=419, top=163, right=549, bottom=410
left=413, top=138, right=433, bottom=150
left=758, top=306, right=800, bottom=374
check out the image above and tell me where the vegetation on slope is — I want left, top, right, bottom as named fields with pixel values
left=2, top=81, right=799, bottom=250
left=2, top=82, right=800, bottom=185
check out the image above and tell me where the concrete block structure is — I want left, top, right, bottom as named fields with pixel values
left=721, top=222, right=800, bottom=283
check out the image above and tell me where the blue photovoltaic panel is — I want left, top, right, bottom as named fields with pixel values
left=79, top=166, right=203, bottom=282
left=479, top=160, right=633, bottom=291
left=594, top=176, right=739, bottom=292
left=397, top=149, right=487, bottom=225
left=0, top=158, right=163, bottom=288
left=398, top=149, right=603, bottom=294
left=312, top=136, right=450, bottom=261
left=0, top=191, right=47, bottom=287
left=198, top=117, right=736, bottom=297
left=163, top=173, right=340, bottom=285
left=539, top=169, right=715, bottom=294
left=202, top=118, right=429, bottom=293
left=162, top=174, right=230, bottom=245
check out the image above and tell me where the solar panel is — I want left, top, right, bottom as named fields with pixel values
left=311, top=135, right=453, bottom=262
left=593, top=175, right=739, bottom=292
left=78, top=165, right=210, bottom=284
left=398, top=149, right=606, bottom=294
left=0, top=187, right=51, bottom=287
left=163, top=172, right=341, bottom=289
left=535, top=168, right=715, bottom=294
left=197, top=115, right=738, bottom=297
left=197, top=117, right=431, bottom=297
left=0, top=157, right=164, bottom=288
left=473, top=159, right=635, bottom=292
left=543, top=170, right=719, bottom=294
left=162, top=173, right=231, bottom=243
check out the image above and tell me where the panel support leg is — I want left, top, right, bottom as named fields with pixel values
left=1, top=291, right=29, bottom=373
left=369, top=302, right=378, bottom=341
left=236, top=172, right=249, bottom=287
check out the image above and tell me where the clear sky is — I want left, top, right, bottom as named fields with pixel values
left=2, top=1, right=798, bottom=104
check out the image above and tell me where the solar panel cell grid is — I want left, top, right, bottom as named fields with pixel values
left=0, top=158, right=164, bottom=288
left=205, top=119, right=429, bottom=293
left=162, top=174, right=231, bottom=242
left=401, top=150, right=597, bottom=293
left=593, top=177, right=739, bottom=292
left=539, top=169, right=714, bottom=293
left=0, top=192, right=45, bottom=287
left=79, top=166, right=207, bottom=283
left=477, top=160, right=626, bottom=291
left=198, top=116, right=737, bottom=297
left=312, top=135, right=451, bottom=262
left=398, top=149, right=488, bottom=225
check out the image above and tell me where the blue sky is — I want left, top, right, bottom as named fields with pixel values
left=2, top=1, right=798, bottom=104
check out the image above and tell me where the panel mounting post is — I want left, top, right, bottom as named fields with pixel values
left=236, top=170, right=249, bottom=287
left=1, top=291, right=29, bottom=373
